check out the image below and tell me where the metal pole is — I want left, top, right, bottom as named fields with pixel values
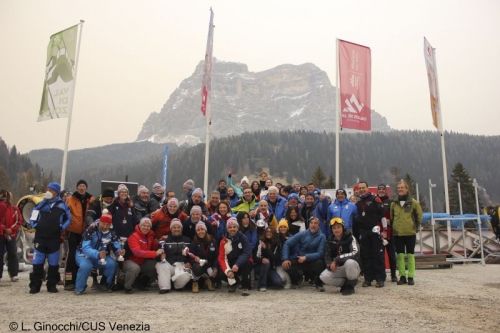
left=462, top=220, right=466, bottom=259
left=416, top=183, right=419, bottom=202
left=335, top=39, right=340, bottom=189
left=458, top=182, right=463, bottom=215
left=473, top=179, right=485, bottom=266
left=419, top=224, right=424, bottom=255
left=429, top=179, right=437, bottom=255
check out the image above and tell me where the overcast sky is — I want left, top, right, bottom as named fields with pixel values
left=1, top=0, right=499, bottom=154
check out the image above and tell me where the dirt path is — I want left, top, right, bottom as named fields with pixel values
left=1, top=264, right=499, bottom=332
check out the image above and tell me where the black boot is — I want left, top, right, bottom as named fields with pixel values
left=46, top=265, right=60, bottom=293
left=342, top=279, right=358, bottom=296
left=29, top=264, right=44, bottom=294
left=91, top=268, right=99, bottom=290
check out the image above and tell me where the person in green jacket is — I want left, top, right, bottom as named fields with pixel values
left=390, top=181, right=423, bottom=286
left=232, top=188, right=258, bottom=214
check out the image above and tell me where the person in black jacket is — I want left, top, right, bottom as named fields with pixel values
left=253, top=226, right=283, bottom=291
left=320, top=218, right=361, bottom=296
left=188, top=222, right=218, bottom=293
left=218, top=217, right=252, bottom=296
left=133, top=185, right=159, bottom=221
left=156, top=219, right=191, bottom=292
left=354, top=181, right=387, bottom=288
left=377, top=184, right=397, bottom=282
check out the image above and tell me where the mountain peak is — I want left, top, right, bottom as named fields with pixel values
left=136, top=60, right=391, bottom=146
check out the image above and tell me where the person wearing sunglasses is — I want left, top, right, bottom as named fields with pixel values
left=319, top=218, right=360, bottom=296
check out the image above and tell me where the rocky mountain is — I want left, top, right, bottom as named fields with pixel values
left=137, top=59, right=391, bottom=146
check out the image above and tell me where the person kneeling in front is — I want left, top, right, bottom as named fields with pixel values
left=319, top=218, right=361, bottom=296
left=74, top=212, right=125, bottom=294
left=155, top=219, right=192, bottom=294
left=218, top=217, right=252, bottom=296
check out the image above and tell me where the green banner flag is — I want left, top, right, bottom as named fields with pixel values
left=38, top=24, right=79, bottom=122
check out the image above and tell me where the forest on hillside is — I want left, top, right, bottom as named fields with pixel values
left=23, top=130, right=498, bottom=212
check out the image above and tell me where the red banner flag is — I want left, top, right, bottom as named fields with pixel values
left=201, top=8, right=214, bottom=117
left=338, top=40, right=371, bottom=131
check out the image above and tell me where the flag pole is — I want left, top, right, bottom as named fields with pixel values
left=432, top=46, right=451, bottom=248
left=335, top=39, right=340, bottom=189
left=60, top=20, right=84, bottom=190
left=202, top=9, right=214, bottom=196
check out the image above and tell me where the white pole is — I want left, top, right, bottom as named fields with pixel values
left=432, top=45, right=451, bottom=250
left=458, top=182, right=463, bottom=215
left=416, top=183, right=420, bottom=201
left=473, top=179, right=485, bottom=266
left=60, top=20, right=84, bottom=190
left=335, top=39, right=340, bottom=189
left=429, top=179, right=437, bottom=254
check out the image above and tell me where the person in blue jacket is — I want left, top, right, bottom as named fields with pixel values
left=236, top=211, right=257, bottom=250
left=251, top=186, right=288, bottom=221
left=281, top=216, right=326, bottom=291
left=326, top=189, right=358, bottom=236
left=29, top=182, right=71, bottom=294
left=74, top=212, right=125, bottom=294
left=301, top=191, right=329, bottom=233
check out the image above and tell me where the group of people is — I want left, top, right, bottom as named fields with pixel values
left=2, top=171, right=425, bottom=297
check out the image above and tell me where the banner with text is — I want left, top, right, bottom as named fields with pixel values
left=201, top=8, right=214, bottom=117
left=338, top=40, right=371, bottom=131
left=423, top=37, right=441, bottom=131
left=38, top=24, right=79, bottom=122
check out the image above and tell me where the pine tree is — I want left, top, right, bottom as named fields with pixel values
left=448, top=162, right=479, bottom=214
left=311, top=166, right=326, bottom=188
left=324, top=173, right=335, bottom=189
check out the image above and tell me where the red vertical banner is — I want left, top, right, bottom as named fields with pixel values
left=338, top=40, right=371, bottom=131
left=201, top=8, right=214, bottom=117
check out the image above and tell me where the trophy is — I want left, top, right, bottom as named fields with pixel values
left=372, top=226, right=388, bottom=246
left=99, top=238, right=111, bottom=265
left=117, top=237, right=127, bottom=262
left=182, top=247, right=206, bottom=266
left=159, top=240, right=167, bottom=263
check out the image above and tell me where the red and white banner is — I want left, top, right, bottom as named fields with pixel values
left=201, top=8, right=214, bottom=117
left=338, top=40, right=371, bottom=131
left=423, top=37, right=441, bottom=131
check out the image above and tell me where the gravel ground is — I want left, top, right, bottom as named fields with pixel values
left=0, top=264, right=499, bottom=333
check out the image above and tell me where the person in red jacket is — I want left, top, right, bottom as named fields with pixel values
left=122, top=217, right=162, bottom=294
left=151, top=198, right=188, bottom=240
left=0, top=190, right=22, bottom=281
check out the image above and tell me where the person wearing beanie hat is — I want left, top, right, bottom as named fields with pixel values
left=151, top=197, right=189, bottom=240
left=170, top=218, right=183, bottom=230
left=182, top=204, right=216, bottom=241
left=117, top=184, right=129, bottom=194
left=182, top=179, right=195, bottom=199
left=278, top=219, right=289, bottom=231
left=287, top=193, right=300, bottom=209
left=28, top=183, right=71, bottom=294
left=319, top=215, right=361, bottom=296
left=77, top=179, right=88, bottom=189
left=121, top=215, right=161, bottom=294
left=151, top=183, right=165, bottom=205
left=276, top=219, right=292, bottom=289
left=84, top=187, right=116, bottom=290
left=46, top=182, right=61, bottom=195
left=156, top=216, right=192, bottom=292
left=187, top=220, right=219, bottom=292
left=74, top=211, right=125, bottom=294
left=178, top=188, right=210, bottom=218
left=218, top=215, right=252, bottom=296
left=133, top=185, right=160, bottom=223
left=240, top=176, right=250, bottom=188
left=64, top=178, right=95, bottom=290
left=327, top=188, right=358, bottom=237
